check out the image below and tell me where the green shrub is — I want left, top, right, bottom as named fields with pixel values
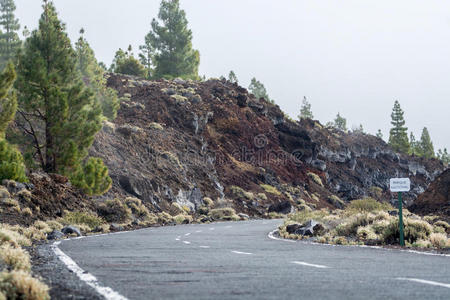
left=174, top=214, right=193, bottom=224
left=203, top=197, right=214, bottom=207
left=208, top=208, right=239, bottom=221
left=0, top=245, right=31, bottom=271
left=97, top=199, right=132, bottom=223
left=71, top=157, right=112, bottom=196
left=328, top=195, right=345, bottom=208
left=62, top=211, right=104, bottom=229
left=230, top=186, right=254, bottom=200
left=0, top=141, right=27, bottom=183
left=259, top=184, right=281, bottom=196
left=0, top=271, right=49, bottom=300
left=346, top=198, right=393, bottom=213
left=383, top=218, right=432, bottom=244
left=307, top=172, right=323, bottom=187
left=149, top=122, right=164, bottom=130
left=124, top=197, right=150, bottom=219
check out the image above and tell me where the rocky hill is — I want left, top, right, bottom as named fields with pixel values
left=87, top=74, right=445, bottom=216
left=410, top=168, right=450, bottom=220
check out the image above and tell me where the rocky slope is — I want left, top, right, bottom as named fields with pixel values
left=410, top=168, right=450, bottom=220
left=87, top=74, right=445, bottom=216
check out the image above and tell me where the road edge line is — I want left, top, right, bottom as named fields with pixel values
left=52, top=241, right=128, bottom=300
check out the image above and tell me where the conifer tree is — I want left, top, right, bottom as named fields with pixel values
left=15, top=1, right=103, bottom=175
left=298, top=96, right=313, bottom=120
left=228, top=70, right=238, bottom=84
left=437, top=148, right=449, bottom=165
left=112, top=46, right=146, bottom=77
left=145, top=0, right=200, bottom=79
left=70, top=157, right=112, bottom=195
left=334, top=113, right=347, bottom=131
left=388, top=100, right=409, bottom=153
left=418, top=127, right=434, bottom=159
left=0, top=62, right=26, bottom=182
left=139, top=32, right=154, bottom=79
left=409, top=132, right=420, bottom=156
left=376, top=129, right=383, bottom=139
left=75, top=28, right=119, bottom=120
left=248, top=77, right=272, bottom=103
left=0, top=0, right=20, bottom=69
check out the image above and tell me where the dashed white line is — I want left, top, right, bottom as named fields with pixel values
left=183, top=241, right=191, bottom=244
left=209, top=228, right=215, bottom=231
left=268, top=229, right=295, bottom=243
left=291, top=261, right=329, bottom=269
left=225, top=225, right=232, bottom=229
left=52, top=242, right=128, bottom=300
left=175, top=238, right=180, bottom=241
left=184, top=233, right=191, bottom=236
left=231, top=250, right=253, bottom=255
left=199, top=246, right=210, bottom=248
left=396, top=278, right=450, bottom=289
left=195, top=230, right=202, bottom=233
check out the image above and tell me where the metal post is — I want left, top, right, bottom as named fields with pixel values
left=398, top=192, right=405, bottom=246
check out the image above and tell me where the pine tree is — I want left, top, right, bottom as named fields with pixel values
left=75, top=28, right=119, bottom=120
left=376, top=129, right=383, bottom=139
left=388, top=100, right=409, bottom=153
left=248, top=77, right=272, bottom=103
left=112, top=46, right=146, bottom=77
left=0, top=0, right=20, bottom=69
left=139, top=32, right=154, bottom=79
left=228, top=70, right=238, bottom=84
left=334, top=113, right=347, bottom=131
left=0, top=62, right=26, bottom=182
left=15, top=1, right=103, bottom=175
left=418, top=127, right=434, bottom=159
left=409, top=132, right=420, bottom=156
left=146, top=0, right=200, bottom=79
left=437, top=148, right=449, bottom=165
left=70, top=157, right=112, bottom=195
left=298, top=96, right=313, bottom=120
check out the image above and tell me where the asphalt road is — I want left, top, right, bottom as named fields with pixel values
left=58, top=219, right=450, bottom=300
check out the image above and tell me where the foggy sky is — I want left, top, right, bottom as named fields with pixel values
left=15, top=0, right=450, bottom=151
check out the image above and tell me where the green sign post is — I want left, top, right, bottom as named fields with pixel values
left=397, top=192, right=405, bottom=247
left=390, top=178, right=410, bottom=247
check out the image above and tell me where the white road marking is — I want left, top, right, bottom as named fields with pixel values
left=291, top=261, right=329, bottom=269
left=199, top=246, right=210, bottom=248
left=396, top=278, right=450, bottom=289
left=231, top=250, right=253, bottom=255
left=52, top=242, right=128, bottom=300
left=184, top=233, right=191, bottom=236
left=209, top=228, right=215, bottom=231
left=195, top=230, right=202, bottom=233
left=183, top=241, right=191, bottom=244
left=225, top=225, right=232, bottom=228
left=175, top=238, right=180, bottom=241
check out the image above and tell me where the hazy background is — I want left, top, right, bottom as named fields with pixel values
left=16, top=0, right=450, bottom=150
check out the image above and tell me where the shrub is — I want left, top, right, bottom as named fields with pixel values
left=97, top=199, right=132, bottom=223
left=0, top=271, right=49, bottom=300
left=257, top=193, right=268, bottom=201
left=0, top=245, right=31, bottom=271
left=429, top=233, right=449, bottom=249
left=307, top=172, right=323, bottom=187
left=0, top=227, right=30, bottom=247
left=259, top=184, right=281, bottom=196
left=369, top=186, right=383, bottom=198
left=71, top=157, right=112, bottom=196
left=230, top=186, right=254, bottom=200
left=174, top=214, right=193, bottom=224
left=32, top=221, right=51, bottom=233
left=45, top=220, right=63, bottom=231
left=434, top=221, right=450, bottom=233
left=62, top=211, right=104, bottom=230
left=203, top=197, right=214, bottom=207
left=157, top=212, right=173, bottom=224
left=149, top=122, right=164, bottom=130
left=383, top=218, right=432, bottom=244
left=124, top=197, right=150, bottom=219
left=412, top=239, right=432, bottom=248
left=356, top=226, right=378, bottom=241
left=346, top=198, right=393, bottom=213
left=21, top=207, right=32, bottom=217
left=0, top=141, right=27, bottom=183
left=208, top=208, right=239, bottom=221
left=328, top=195, right=345, bottom=209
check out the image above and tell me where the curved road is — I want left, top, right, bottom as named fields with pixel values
left=58, top=219, right=450, bottom=300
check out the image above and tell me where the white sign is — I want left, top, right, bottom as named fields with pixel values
left=390, top=178, right=411, bottom=192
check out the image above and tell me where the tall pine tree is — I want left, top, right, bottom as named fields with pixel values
left=298, top=96, right=313, bottom=120
left=75, top=28, right=119, bottom=120
left=228, top=70, right=238, bottom=84
left=145, top=0, right=200, bottom=79
left=388, top=100, right=409, bottom=153
left=248, top=77, right=272, bottom=103
left=0, top=62, right=26, bottom=182
left=334, top=113, right=347, bottom=131
left=15, top=1, right=103, bottom=175
left=112, top=45, right=146, bottom=77
left=139, top=32, right=154, bottom=79
left=418, top=127, right=434, bottom=159
left=0, top=0, right=21, bottom=69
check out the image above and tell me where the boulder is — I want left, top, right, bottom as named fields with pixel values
left=238, top=213, right=250, bottom=220
left=286, top=220, right=325, bottom=236
left=61, top=226, right=81, bottom=237
left=47, top=230, right=64, bottom=240
left=110, top=223, right=124, bottom=231
left=268, top=201, right=293, bottom=214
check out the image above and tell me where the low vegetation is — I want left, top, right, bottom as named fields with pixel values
left=279, top=197, right=450, bottom=250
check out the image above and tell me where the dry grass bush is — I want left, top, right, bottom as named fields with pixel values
left=97, top=199, right=132, bottom=223
left=157, top=212, right=174, bottom=224
left=259, top=184, right=281, bottom=196
left=346, top=198, right=393, bottom=213
left=203, top=197, right=214, bottom=207
left=174, top=214, right=193, bottom=224
left=383, top=218, right=432, bottom=244
left=44, top=220, right=63, bottom=231
left=0, top=226, right=31, bottom=247
left=208, top=208, right=240, bottom=221
left=0, top=271, right=49, bottom=300
left=230, top=186, right=254, bottom=200
left=32, top=221, right=51, bottom=233
left=124, top=197, right=150, bottom=219
left=62, top=211, right=104, bottom=230
left=307, top=172, right=323, bottom=187
left=429, top=233, right=450, bottom=249
left=434, top=221, right=450, bottom=233
left=0, top=245, right=31, bottom=271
